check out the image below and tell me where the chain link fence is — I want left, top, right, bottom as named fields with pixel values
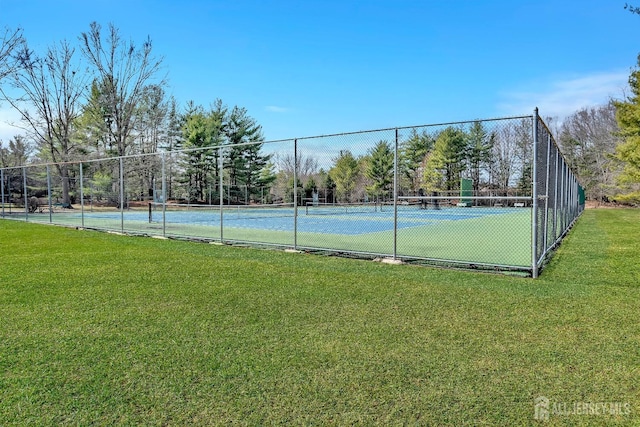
left=0, top=111, right=583, bottom=276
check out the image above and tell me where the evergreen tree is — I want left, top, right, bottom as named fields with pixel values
left=179, top=104, right=223, bottom=202
left=400, top=129, right=433, bottom=193
left=284, top=174, right=303, bottom=204
left=466, top=121, right=494, bottom=194
left=130, top=84, right=168, bottom=200
left=365, top=140, right=394, bottom=201
left=0, top=136, right=32, bottom=201
left=613, top=57, right=640, bottom=203
left=0, top=135, right=31, bottom=167
left=223, top=105, right=270, bottom=203
left=136, top=84, right=168, bottom=155
left=516, top=163, right=532, bottom=197
left=323, top=172, right=336, bottom=203
left=329, top=150, right=360, bottom=202
left=304, top=176, right=317, bottom=201
left=423, top=127, right=467, bottom=192
left=257, top=161, right=277, bottom=203
left=77, top=80, right=112, bottom=157
left=514, top=118, right=533, bottom=197
left=163, top=97, right=183, bottom=199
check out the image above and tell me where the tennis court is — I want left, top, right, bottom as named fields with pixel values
left=19, top=203, right=533, bottom=268
left=0, top=113, right=583, bottom=276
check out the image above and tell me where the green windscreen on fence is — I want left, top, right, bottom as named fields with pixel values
left=460, top=178, right=473, bottom=207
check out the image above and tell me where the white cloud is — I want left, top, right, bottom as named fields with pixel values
left=265, top=105, right=289, bottom=113
left=497, top=70, right=629, bottom=119
left=0, top=106, right=24, bottom=142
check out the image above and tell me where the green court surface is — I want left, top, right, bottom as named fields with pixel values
left=5, top=205, right=533, bottom=268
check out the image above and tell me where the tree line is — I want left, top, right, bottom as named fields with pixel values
left=0, top=23, right=276, bottom=206
left=274, top=93, right=639, bottom=207
left=2, top=17, right=640, bottom=206
left=278, top=120, right=531, bottom=206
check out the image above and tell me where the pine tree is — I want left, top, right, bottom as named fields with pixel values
left=613, top=57, right=640, bottom=203
left=365, top=141, right=394, bottom=201
left=163, top=97, right=183, bottom=200
left=324, top=172, right=336, bottom=203
left=466, top=121, right=494, bottom=194
left=423, top=127, right=467, bottom=192
left=179, top=105, right=223, bottom=202
left=304, top=176, right=317, bottom=201
left=329, top=150, right=360, bottom=202
left=223, top=105, right=270, bottom=203
left=400, top=129, right=433, bottom=193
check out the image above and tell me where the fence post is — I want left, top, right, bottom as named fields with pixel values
left=219, top=147, right=224, bottom=242
left=23, top=166, right=28, bottom=221
left=80, top=162, right=85, bottom=228
left=294, top=139, right=298, bottom=250
left=46, top=164, right=52, bottom=223
left=89, top=178, right=94, bottom=213
left=393, top=128, right=399, bottom=260
left=162, top=153, right=166, bottom=237
left=563, top=164, right=568, bottom=230
left=557, top=163, right=563, bottom=231
left=543, top=132, right=552, bottom=254
left=571, top=175, right=578, bottom=219
left=119, top=157, right=124, bottom=233
left=552, top=150, right=559, bottom=241
left=531, top=109, right=539, bottom=278
left=1, top=168, right=4, bottom=218
left=568, top=174, right=573, bottom=220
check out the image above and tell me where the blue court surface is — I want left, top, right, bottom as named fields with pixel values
left=72, top=206, right=521, bottom=235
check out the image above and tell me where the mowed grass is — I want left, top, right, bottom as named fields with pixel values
left=0, top=209, right=638, bottom=425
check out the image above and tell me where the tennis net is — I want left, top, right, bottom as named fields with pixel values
left=304, top=201, right=379, bottom=216
left=149, top=202, right=296, bottom=221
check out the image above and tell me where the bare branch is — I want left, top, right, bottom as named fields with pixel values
left=0, top=26, right=24, bottom=81
left=624, top=3, right=640, bottom=15
left=1, top=38, right=89, bottom=203
left=79, top=22, right=165, bottom=157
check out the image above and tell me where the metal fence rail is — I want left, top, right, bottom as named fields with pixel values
left=0, top=111, right=584, bottom=277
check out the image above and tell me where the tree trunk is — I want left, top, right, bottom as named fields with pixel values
left=55, top=163, right=72, bottom=206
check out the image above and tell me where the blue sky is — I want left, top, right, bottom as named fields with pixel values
left=1, top=0, right=639, bottom=142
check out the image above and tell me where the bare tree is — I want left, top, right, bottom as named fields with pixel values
left=271, top=152, right=319, bottom=203
left=129, top=84, right=168, bottom=200
left=0, top=40, right=88, bottom=205
left=275, top=151, right=319, bottom=180
left=80, top=22, right=165, bottom=157
left=558, top=102, right=621, bottom=202
left=489, top=123, right=520, bottom=193
left=0, top=26, right=23, bottom=81
left=136, top=84, right=168, bottom=154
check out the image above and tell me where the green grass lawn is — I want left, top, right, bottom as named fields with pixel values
left=0, top=209, right=638, bottom=425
